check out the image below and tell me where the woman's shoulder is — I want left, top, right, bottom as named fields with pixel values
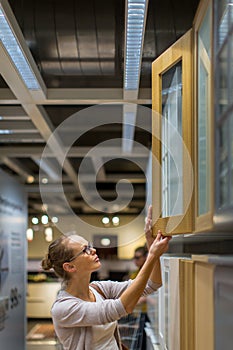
left=90, top=279, right=132, bottom=299
left=51, top=289, right=86, bottom=318
left=90, top=279, right=130, bottom=289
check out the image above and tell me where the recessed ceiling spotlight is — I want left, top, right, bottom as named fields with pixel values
left=102, top=216, right=110, bottom=225
left=100, top=238, right=111, bottom=246
left=27, top=175, right=35, bottom=183
left=51, top=216, right=58, bottom=223
left=31, top=217, right=39, bottom=225
left=44, top=227, right=53, bottom=242
left=41, top=214, right=49, bottom=224
left=42, top=177, right=48, bottom=184
left=112, top=216, right=120, bottom=226
left=26, top=228, right=33, bottom=241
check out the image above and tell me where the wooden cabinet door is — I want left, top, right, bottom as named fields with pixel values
left=152, top=30, right=194, bottom=235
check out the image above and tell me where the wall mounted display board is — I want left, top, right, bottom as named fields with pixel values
left=0, top=169, right=27, bottom=350
left=179, top=259, right=195, bottom=350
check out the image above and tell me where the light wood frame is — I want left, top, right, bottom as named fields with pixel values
left=152, top=29, right=194, bottom=235
left=193, top=0, right=214, bottom=232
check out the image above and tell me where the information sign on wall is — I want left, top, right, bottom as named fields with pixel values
left=0, top=170, right=27, bottom=350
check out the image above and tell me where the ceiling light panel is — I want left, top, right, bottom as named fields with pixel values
left=124, top=0, right=148, bottom=91
left=0, top=7, right=41, bottom=90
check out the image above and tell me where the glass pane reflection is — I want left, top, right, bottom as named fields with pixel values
left=197, top=4, right=211, bottom=216
left=230, top=113, right=233, bottom=205
left=219, top=120, right=229, bottom=208
left=161, top=61, right=183, bottom=218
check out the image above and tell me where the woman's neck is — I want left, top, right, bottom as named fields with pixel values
left=65, top=274, right=94, bottom=301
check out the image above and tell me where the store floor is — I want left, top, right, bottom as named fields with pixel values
left=27, top=318, right=162, bottom=350
left=27, top=318, right=60, bottom=350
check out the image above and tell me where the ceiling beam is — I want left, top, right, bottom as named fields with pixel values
left=0, top=133, right=44, bottom=142
left=25, top=181, right=145, bottom=193
left=0, top=88, right=152, bottom=105
left=0, top=106, right=29, bottom=119
left=1, top=146, right=149, bottom=157
left=0, top=120, right=38, bottom=131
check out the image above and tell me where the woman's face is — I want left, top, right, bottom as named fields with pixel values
left=66, top=235, right=101, bottom=272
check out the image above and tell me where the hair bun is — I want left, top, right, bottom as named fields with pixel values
left=41, top=255, right=53, bottom=270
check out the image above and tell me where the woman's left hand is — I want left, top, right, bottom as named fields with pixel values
left=144, top=205, right=154, bottom=249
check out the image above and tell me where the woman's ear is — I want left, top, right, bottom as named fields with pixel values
left=63, top=262, right=76, bottom=273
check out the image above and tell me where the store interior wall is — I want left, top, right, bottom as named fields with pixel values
left=27, top=214, right=146, bottom=260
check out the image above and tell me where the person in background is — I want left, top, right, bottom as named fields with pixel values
left=128, top=245, right=149, bottom=314
left=41, top=206, right=171, bottom=350
left=130, top=245, right=148, bottom=280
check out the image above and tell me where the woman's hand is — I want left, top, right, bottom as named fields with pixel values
left=149, top=230, right=171, bottom=259
left=144, top=205, right=154, bottom=249
left=144, top=205, right=172, bottom=255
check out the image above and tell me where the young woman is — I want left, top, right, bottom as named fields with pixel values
left=41, top=208, right=171, bottom=350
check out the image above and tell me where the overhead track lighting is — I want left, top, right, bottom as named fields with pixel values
left=0, top=5, right=41, bottom=90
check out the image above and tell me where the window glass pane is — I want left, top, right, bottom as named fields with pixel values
left=198, top=62, right=210, bottom=214
left=216, top=0, right=228, bottom=30
left=219, top=120, right=229, bottom=208
left=215, top=0, right=233, bottom=211
left=230, top=113, right=233, bottom=205
left=197, top=5, right=211, bottom=216
left=218, top=45, right=228, bottom=115
left=218, top=0, right=232, bottom=47
left=161, top=61, right=183, bottom=217
left=230, top=32, right=233, bottom=105
left=199, top=5, right=211, bottom=57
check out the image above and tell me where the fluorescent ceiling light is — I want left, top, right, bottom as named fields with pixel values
left=124, top=0, right=148, bottom=91
left=0, top=7, right=41, bottom=90
left=0, top=129, right=13, bottom=134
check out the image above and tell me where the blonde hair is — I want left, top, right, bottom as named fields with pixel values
left=41, top=235, right=75, bottom=281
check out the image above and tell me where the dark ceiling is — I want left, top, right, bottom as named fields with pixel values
left=0, top=0, right=199, bottom=218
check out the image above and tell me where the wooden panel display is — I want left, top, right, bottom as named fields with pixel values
left=179, top=259, right=195, bottom=350
left=159, top=256, right=191, bottom=350
left=194, top=261, right=215, bottom=350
